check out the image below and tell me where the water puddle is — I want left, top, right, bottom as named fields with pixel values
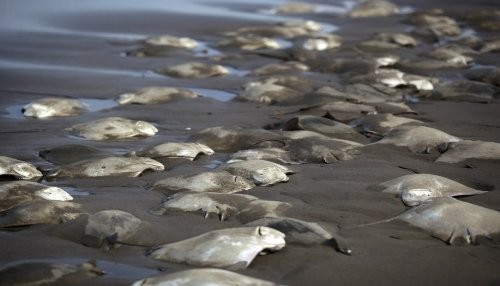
left=0, top=59, right=162, bottom=79
left=0, top=258, right=159, bottom=280
left=63, top=187, right=91, bottom=197
left=191, top=88, right=236, bottom=102
left=224, top=66, right=250, bottom=77
left=81, top=98, right=118, bottom=112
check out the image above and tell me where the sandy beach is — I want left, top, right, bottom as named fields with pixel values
left=0, top=0, right=499, bottom=285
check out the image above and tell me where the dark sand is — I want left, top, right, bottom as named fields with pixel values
left=0, top=0, right=499, bottom=285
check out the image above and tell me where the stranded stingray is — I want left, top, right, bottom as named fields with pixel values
left=152, top=171, right=255, bottom=195
left=350, top=113, right=423, bottom=135
left=0, top=181, right=73, bottom=212
left=116, top=87, right=198, bottom=105
left=0, top=261, right=103, bottom=286
left=191, top=126, right=285, bottom=152
left=147, top=226, right=286, bottom=269
left=0, top=200, right=82, bottom=228
left=155, top=62, right=229, bottom=79
left=131, top=268, right=279, bottom=286
left=47, top=156, right=164, bottom=178
left=150, top=192, right=290, bottom=222
left=371, top=125, right=460, bottom=153
left=287, top=137, right=362, bottom=163
left=436, top=140, right=500, bottom=163
left=23, top=97, right=87, bottom=118
left=283, top=115, right=369, bottom=143
left=66, top=117, right=158, bottom=141
left=375, top=174, right=487, bottom=206
left=221, top=159, right=293, bottom=186
left=363, top=197, right=500, bottom=245
left=132, top=142, right=214, bottom=160
left=0, top=156, right=42, bottom=180
left=39, top=144, right=112, bottom=165
left=81, top=210, right=143, bottom=248
left=246, top=216, right=352, bottom=255
left=228, top=148, right=297, bottom=164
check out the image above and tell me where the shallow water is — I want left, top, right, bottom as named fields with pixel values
left=191, top=88, right=236, bottom=102
left=0, top=258, right=159, bottom=280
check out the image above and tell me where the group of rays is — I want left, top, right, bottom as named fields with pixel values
left=1, top=0, right=500, bottom=285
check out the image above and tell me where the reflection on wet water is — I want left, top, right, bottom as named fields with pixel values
left=0, top=258, right=159, bottom=280
left=0, top=0, right=340, bottom=35
left=0, top=59, right=162, bottom=79
left=191, top=88, right=236, bottom=102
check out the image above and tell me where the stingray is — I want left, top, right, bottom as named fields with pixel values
left=0, top=156, right=42, bottom=180
left=22, top=97, right=87, bottom=118
left=464, top=66, right=500, bottom=87
left=356, top=40, right=401, bottom=51
left=246, top=217, right=351, bottom=255
left=350, top=69, right=406, bottom=88
left=363, top=197, right=500, bottom=245
left=296, top=101, right=376, bottom=122
left=373, top=54, right=400, bottom=67
left=287, top=136, right=362, bottom=163
left=116, top=87, right=198, bottom=105
left=350, top=113, right=423, bottom=136
left=319, top=58, right=377, bottom=78
left=66, top=117, right=158, bottom=141
left=225, top=20, right=321, bottom=39
left=427, top=47, right=473, bottom=66
left=0, top=261, right=104, bottom=286
left=132, top=142, right=214, bottom=160
left=220, top=159, right=294, bottom=186
left=228, top=148, right=297, bottom=164
left=152, top=171, right=255, bottom=196
left=131, top=268, right=279, bottom=286
left=217, top=35, right=280, bottom=51
left=296, top=34, right=342, bottom=51
left=243, top=75, right=313, bottom=93
left=402, top=74, right=435, bottom=91
left=272, top=2, right=315, bottom=14
left=371, top=125, right=461, bottom=153
left=235, top=83, right=303, bottom=104
left=47, top=156, right=164, bottom=178
left=480, top=38, right=500, bottom=53
left=39, top=144, right=112, bottom=165
left=155, top=62, right=229, bottom=79
left=312, top=84, right=397, bottom=105
left=81, top=210, right=144, bottom=248
left=0, top=200, right=83, bottom=228
left=424, top=80, right=496, bottom=103
left=405, top=11, right=461, bottom=39
left=251, top=61, right=309, bottom=76
left=375, top=174, right=487, bottom=206
left=436, top=140, right=500, bottom=164
left=147, top=226, right=286, bottom=269
left=144, top=35, right=198, bottom=48
left=348, top=0, right=399, bottom=17
left=283, top=115, right=369, bottom=143
left=368, top=101, right=418, bottom=115
left=190, top=126, right=286, bottom=152
left=343, top=83, right=401, bottom=102
left=150, top=192, right=290, bottom=222
left=0, top=181, right=73, bottom=212
left=373, top=32, right=417, bottom=47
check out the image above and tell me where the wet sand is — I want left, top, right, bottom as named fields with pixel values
left=0, top=0, right=499, bottom=285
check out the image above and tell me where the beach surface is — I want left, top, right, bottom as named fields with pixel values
left=0, top=0, right=499, bottom=285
